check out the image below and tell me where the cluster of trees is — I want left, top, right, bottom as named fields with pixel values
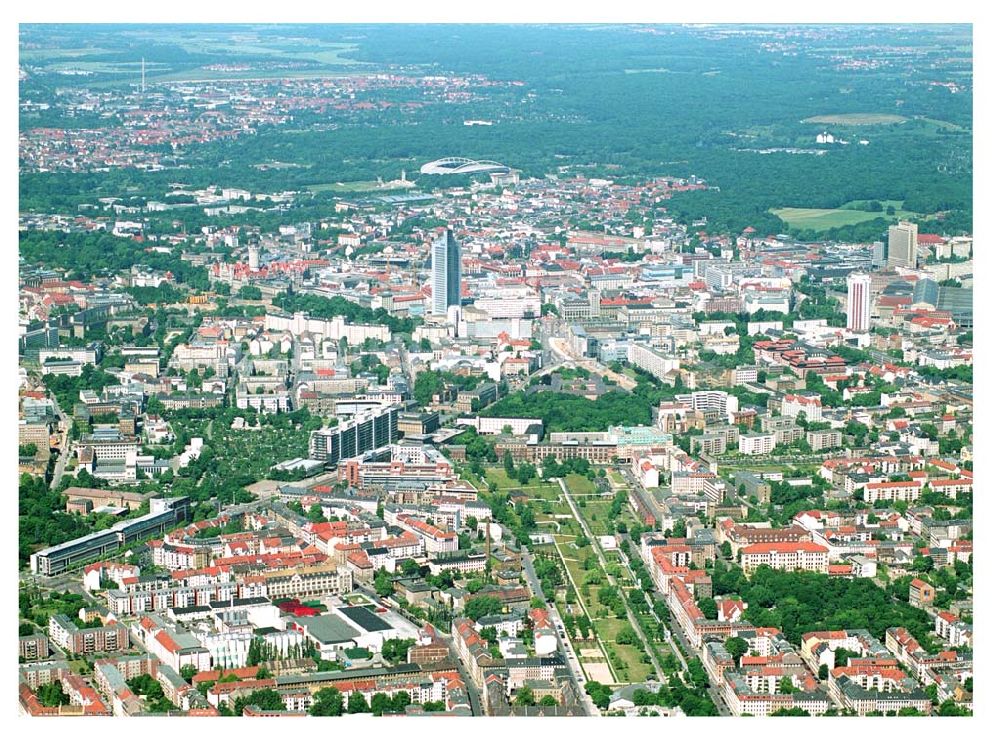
left=20, top=231, right=210, bottom=288
left=539, top=455, right=593, bottom=480
left=531, top=555, right=564, bottom=602
left=271, top=293, right=416, bottom=334
left=587, top=665, right=717, bottom=715
left=596, top=585, right=628, bottom=621
left=351, top=353, right=390, bottom=384
left=513, top=686, right=558, bottom=707
left=127, top=283, right=186, bottom=306
left=890, top=557, right=971, bottom=611
left=464, top=595, right=503, bottom=622
left=373, top=568, right=395, bottom=598
left=804, top=370, right=891, bottom=409
left=36, top=681, right=70, bottom=708
left=447, top=428, right=497, bottom=477
left=42, top=365, right=120, bottom=415
left=562, top=612, right=593, bottom=640
left=19, top=474, right=92, bottom=566
left=380, top=638, right=416, bottom=665
left=225, top=688, right=286, bottom=716
left=126, top=674, right=174, bottom=713
left=712, top=563, right=935, bottom=648
left=502, top=451, right=539, bottom=486
left=915, top=364, right=972, bottom=384
left=486, top=373, right=684, bottom=433
left=412, top=370, right=485, bottom=405
left=246, top=636, right=283, bottom=666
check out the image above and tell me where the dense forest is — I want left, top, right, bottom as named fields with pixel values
left=20, top=24, right=972, bottom=239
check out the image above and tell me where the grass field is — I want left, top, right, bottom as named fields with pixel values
left=306, top=181, right=387, bottom=194
left=145, top=68, right=361, bottom=85
left=20, top=47, right=116, bottom=62
left=770, top=201, right=920, bottom=230
left=564, top=473, right=598, bottom=497
left=803, top=113, right=908, bottom=126
left=912, top=116, right=967, bottom=132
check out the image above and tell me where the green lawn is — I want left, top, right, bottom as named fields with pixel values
left=549, top=522, right=649, bottom=683
left=803, top=113, right=908, bottom=125
left=564, top=473, right=597, bottom=496
left=306, top=181, right=392, bottom=194
left=484, top=467, right=563, bottom=499
left=593, top=618, right=653, bottom=683
left=484, top=468, right=518, bottom=489
left=580, top=496, right=639, bottom=537
left=913, top=116, right=967, bottom=132
left=770, top=205, right=920, bottom=231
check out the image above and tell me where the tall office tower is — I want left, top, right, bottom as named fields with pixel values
left=887, top=221, right=918, bottom=269
left=872, top=235, right=888, bottom=268
left=431, top=228, right=461, bottom=315
left=248, top=244, right=260, bottom=270
left=587, top=288, right=601, bottom=318
left=847, top=272, right=872, bottom=333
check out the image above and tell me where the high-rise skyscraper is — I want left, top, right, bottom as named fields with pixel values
left=887, top=221, right=918, bottom=269
left=847, top=272, right=871, bottom=333
left=872, top=234, right=888, bottom=268
left=431, top=228, right=461, bottom=315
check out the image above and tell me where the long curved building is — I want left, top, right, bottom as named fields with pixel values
left=419, top=157, right=511, bottom=175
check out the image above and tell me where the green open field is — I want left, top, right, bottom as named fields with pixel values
left=564, top=473, right=598, bottom=497
left=21, top=47, right=115, bottom=61
left=145, top=68, right=359, bottom=84
left=306, top=181, right=389, bottom=194
left=912, top=116, right=967, bottom=132
left=770, top=200, right=920, bottom=230
left=803, top=113, right=908, bottom=126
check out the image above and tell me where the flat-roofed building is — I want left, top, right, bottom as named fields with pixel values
left=806, top=429, right=843, bottom=451
left=48, top=614, right=129, bottom=655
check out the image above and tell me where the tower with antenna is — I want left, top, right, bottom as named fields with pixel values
left=484, top=517, right=492, bottom=583
left=141, top=57, right=146, bottom=94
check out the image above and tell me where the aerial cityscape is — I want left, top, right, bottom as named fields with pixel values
left=17, top=23, right=974, bottom=718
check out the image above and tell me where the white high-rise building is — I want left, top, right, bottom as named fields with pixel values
left=248, top=244, right=260, bottom=270
left=847, top=272, right=871, bottom=333
left=431, top=229, right=461, bottom=316
left=887, top=221, right=918, bottom=269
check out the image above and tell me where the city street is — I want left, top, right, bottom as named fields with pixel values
left=48, top=395, right=70, bottom=490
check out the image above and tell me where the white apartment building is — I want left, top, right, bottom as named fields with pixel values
left=806, top=429, right=843, bottom=451
left=626, top=342, right=681, bottom=383
left=741, top=542, right=830, bottom=575
left=265, top=311, right=390, bottom=346
left=863, top=480, right=922, bottom=504
left=738, top=433, right=777, bottom=456
left=677, top=390, right=739, bottom=416
left=781, top=394, right=823, bottom=422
